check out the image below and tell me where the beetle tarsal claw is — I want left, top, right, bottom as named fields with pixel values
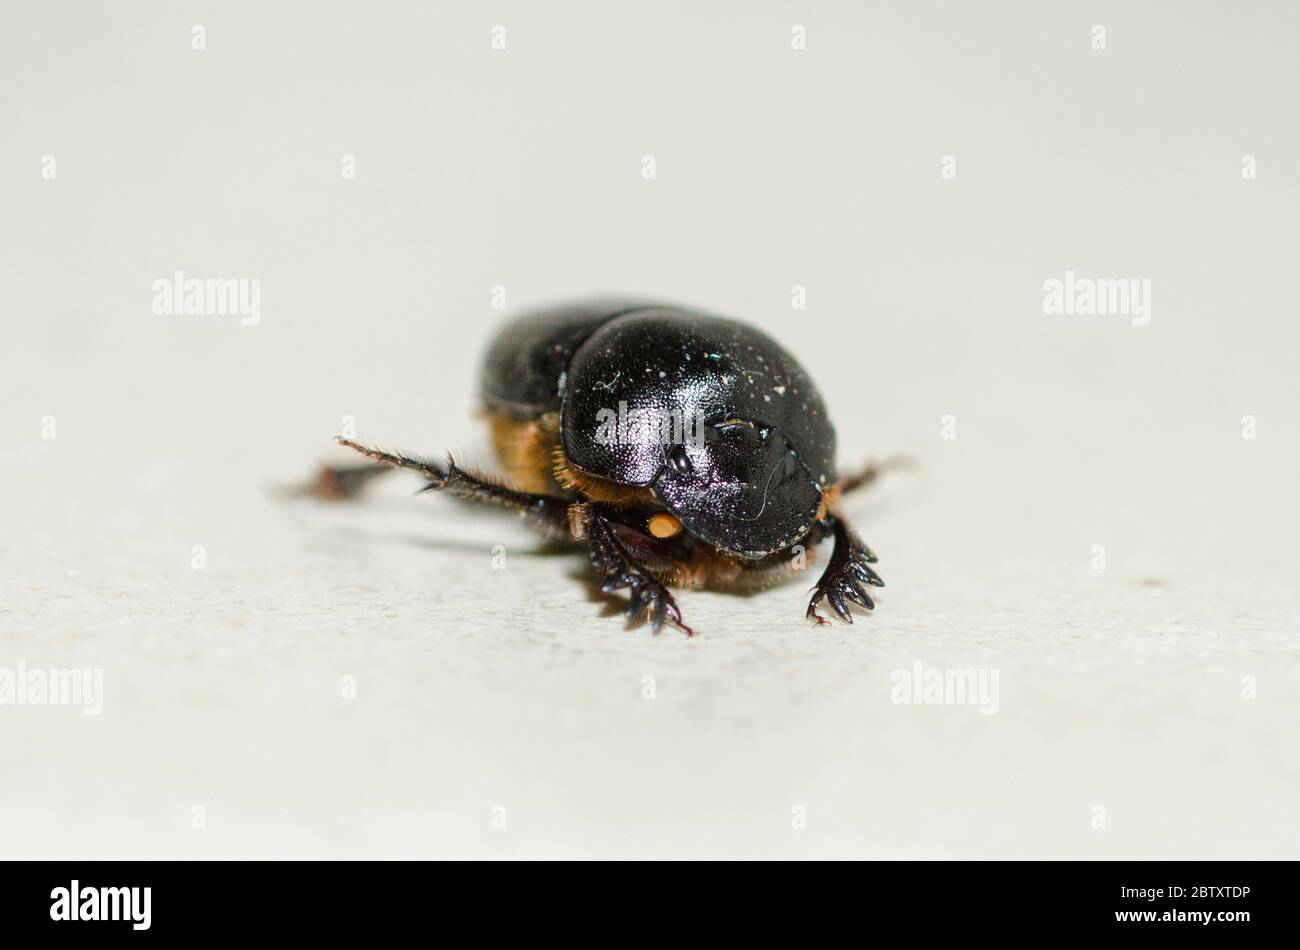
left=806, top=515, right=881, bottom=626
left=584, top=509, right=693, bottom=635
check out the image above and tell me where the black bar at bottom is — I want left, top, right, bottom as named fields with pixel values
left=0, top=859, right=1288, bottom=938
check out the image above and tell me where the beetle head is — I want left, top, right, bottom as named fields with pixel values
left=654, top=419, right=823, bottom=558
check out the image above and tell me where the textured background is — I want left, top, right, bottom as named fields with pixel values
left=3, top=1, right=1298, bottom=858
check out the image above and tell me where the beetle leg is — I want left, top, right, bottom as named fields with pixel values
left=577, top=505, right=693, bottom=636
left=806, top=514, right=883, bottom=626
left=838, top=455, right=917, bottom=497
left=334, top=437, right=572, bottom=539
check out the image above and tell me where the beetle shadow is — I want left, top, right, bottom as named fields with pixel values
left=289, top=471, right=910, bottom=627
left=281, top=488, right=577, bottom=557
left=315, top=519, right=579, bottom=560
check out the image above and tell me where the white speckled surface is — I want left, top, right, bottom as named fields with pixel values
left=3, top=1, right=1298, bottom=858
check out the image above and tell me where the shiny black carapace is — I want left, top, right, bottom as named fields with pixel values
left=307, top=298, right=893, bottom=635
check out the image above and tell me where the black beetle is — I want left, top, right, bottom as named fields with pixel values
left=310, top=298, right=893, bottom=635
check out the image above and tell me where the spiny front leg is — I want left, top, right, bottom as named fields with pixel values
left=335, top=437, right=572, bottom=540
left=806, top=514, right=884, bottom=625
left=576, top=505, right=693, bottom=636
